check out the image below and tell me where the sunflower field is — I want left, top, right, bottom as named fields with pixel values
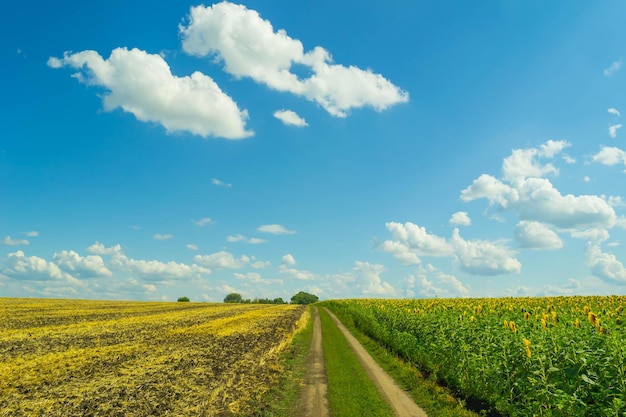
left=0, top=298, right=307, bottom=416
left=322, top=296, right=626, bottom=417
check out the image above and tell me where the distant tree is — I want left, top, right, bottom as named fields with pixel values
left=273, top=297, right=285, bottom=305
left=290, top=291, right=318, bottom=305
left=224, top=293, right=243, bottom=303
left=177, top=296, right=190, bottom=302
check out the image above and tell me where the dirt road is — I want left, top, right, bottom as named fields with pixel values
left=297, top=307, right=329, bottom=417
left=297, top=307, right=428, bottom=417
left=325, top=308, right=428, bottom=417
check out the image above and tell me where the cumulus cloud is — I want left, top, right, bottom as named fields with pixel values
left=153, top=233, right=173, bottom=240
left=405, top=264, right=470, bottom=298
left=194, top=251, right=250, bottom=269
left=604, top=58, right=623, bottom=76
left=193, top=217, right=214, bottom=226
left=449, top=211, right=471, bottom=226
left=382, top=222, right=520, bottom=275
left=450, top=229, right=521, bottom=275
left=586, top=244, right=626, bottom=284
left=22, top=231, right=39, bottom=237
left=501, top=140, right=570, bottom=181
left=180, top=2, right=408, bottom=118
left=608, top=108, right=621, bottom=117
left=186, top=244, right=199, bottom=251
left=257, top=224, right=296, bottom=235
left=514, top=221, right=563, bottom=250
left=211, top=178, right=232, bottom=187
left=2, top=236, right=29, bottom=246
left=609, top=124, right=623, bottom=139
left=2, top=251, right=65, bottom=281
left=592, top=146, right=626, bottom=167
left=273, top=109, right=308, bottom=127
left=251, top=260, right=271, bottom=269
left=226, top=234, right=266, bottom=244
left=112, top=254, right=211, bottom=281
left=352, top=261, right=395, bottom=296
left=281, top=254, right=296, bottom=266
left=87, top=242, right=122, bottom=256
left=53, top=250, right=112, bottom=278
left=48, top=47, right=252, bottom=139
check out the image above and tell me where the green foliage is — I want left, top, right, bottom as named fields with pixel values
left=323, top=296, right=626, bottom=417
left=223, top=293, right=243, bottom=303
left=176, top=296, right=190, bottom=302
left=290, top=291, right=318, bottom=305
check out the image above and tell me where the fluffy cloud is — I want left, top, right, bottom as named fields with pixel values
left=87, top=242, right=122, bottom=255
left=251, top=260, right=271, bottom=269
left=450, top=229, right=521, bottom=275
left=257, top=224, right=296, bottom=235
left=383, top=222, right=520, bottom=275
left=48, top=47, right=252, bottom=139
left=592, top=146, right=626, bottom=168
left=53, top=250, right=112, bottom=278
left=186, top=244, right=199, bottom=251
left=604, top=58, right=623, bottom=76
left=352, top=261, right=395, bottom=296
left=608, top=108, right=621, bottom=117
left=273, top=109, right=308, bottom=127
left=2, top=236, right=29, bottom=246
left=211, top=178, right=232, bottom=187
left=112, top=255, right=211, bottom=281
left=609, top=124, right=622, bottom=138
left=514, top=221, right=563, bottom=250
left=180, top=2, right=408, bottom=118
left=501, top=139, right=570, bottom=181
left=3, top=251, right=65, bottom=281
left=226, top=234, right=266, bottom=244
left=405, top=264, right=469, bottom=298
left=449, top=211, right=471, bottom=226
left=281, top=254, right=296, bottom=266
left=153, top=233, right=173, bottom=240
left=586, top=244, right=626, bottom=284
left=23, top=231, right=39, bottom=237
left=193, top=217, right=214, bottom=226
left=278, top=264, right=318, bottom=281
left=194, top=251, right=250, bottom=269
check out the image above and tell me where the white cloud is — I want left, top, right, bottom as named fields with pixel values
left=608, top=108, right=621, bottom=117
left=112, top=253, right=211, bottom=281
left=233, top=272, right=279, bottom=285
left=278, top=264, right=318, bottom=281
left=180, top=2, right=408, bottom=118
left=48, top=47, right=252, bottom=139
left=22, top=231, right=39, bottom=237
left=193, top=217, right=214, bottom=226
left=153, top=233, right=173, bottom=240
left=449, top=211, right=471, bottom=226
left=194, top=251, right=250, bottom=269
left=273, top=109, right=308, bottom=127
left=211, top=178, right=232, bottom=187
left=2, top=236, right=29, bottom=246
left=604, top=58, right=623, bottom=76
left=501, top=140, right=570, bottom=181
left=514, top=221, right=563, bottom=250
left=405, top=264, right=469, bottom=298
left=186, top=244, right=199, bottom=251
left=609, top=124, right=623, bottom=139
left=592, top=146, right=626, bottom=167
left=383, top=222, right=453, bottom=259
left=586, top=244, right=626, bottom=284
left=226, top=234, right=266, bottom=244
left=251, top=260, right=271, bottom=269
left=281, top=254, right=296, bottom=266
left=352, top=261, right=395, bottom=296
left=257, top=224, right=296, bottom=235
left=87, top=242, right=122, bottom=256
left=53, top=250, right=112, bottom=278
left=2, top=251, right=65, bottom=281
left=450, top=228, right=521, bottom=275
left=583, top=176, right=590, bottom=183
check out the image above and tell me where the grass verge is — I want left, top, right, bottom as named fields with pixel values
left=323, top=306, right=481, bottom=417
left=248, top=306, right=315, bottom=417
left=319, top=307, right=396, bottom=417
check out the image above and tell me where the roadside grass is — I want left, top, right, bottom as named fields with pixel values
left=324, top=307, right=481, bottom=417
left=319, top=307, right=396, bottom=417
left=249, top=306, right=315, bottom=417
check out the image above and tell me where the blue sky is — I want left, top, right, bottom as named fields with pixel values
left=2, top=1, right=626, bottom=301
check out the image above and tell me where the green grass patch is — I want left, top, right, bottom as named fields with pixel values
left=322, top=305, right=481, bottom=417
left=319, top=307, right=395, bottom=417
left=248, top=306, right=315, bottom=417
